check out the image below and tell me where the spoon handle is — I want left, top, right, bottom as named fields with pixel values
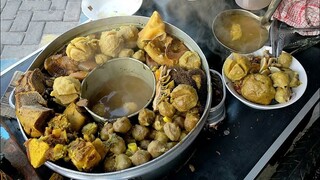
left=261, top=0, right=282, bottom=25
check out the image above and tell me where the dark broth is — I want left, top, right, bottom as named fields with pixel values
left=215, top=13, right=268, bottom=53
left=90, top=75, right=153, bottom=119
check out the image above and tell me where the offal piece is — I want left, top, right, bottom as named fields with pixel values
left=46, top=144, right=68, bottom=161
left=66, top=36, right=98, bottom=62
left=230, top=23, right=242, bottom=41
left=115, top=154, right=132, bottom=171
left=47, top=114, right=70, bottom=131
left=44, top=54, right=79, bottom=77
left=113, top=117, right=132, bottom=133
left=68, top=138, right=101, bottom=171
left=278, top=52, right=292, bottom=68
left=130, top=150, right=151, bottom=166
left=99, top=31, right=124, bottom=57
left=178, top=51, right=201, bottom=70
left=147, top=140, right=167, bottom=158
left=50, top=76, right=81, bottom=106
left=15, top=68, right=46, bottom=95
left=117, top=25, right=139, bottom=49
left=241, top=74, right=276, bottom=105
left=170, top=84, right=198, bottom=112
left=275, top=87, right=291, bottom=103
left=223, top=53, right=251, bottom=81
left=25, top=138, right=50, bottom=168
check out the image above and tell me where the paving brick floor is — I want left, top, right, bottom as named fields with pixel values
left=0, top=0, right=83, bottom=70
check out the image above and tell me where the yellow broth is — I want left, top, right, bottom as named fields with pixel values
left=90, top=75, right=153, bottom=118
left=215, top=13, right=268, bottom=53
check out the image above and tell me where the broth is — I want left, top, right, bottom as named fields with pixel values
left=215, top=13, right=268, bottom=53
left=90, top=75, right=153, bottom=119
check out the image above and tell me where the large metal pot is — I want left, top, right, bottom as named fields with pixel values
left=19, top=16, right=212, bottom=179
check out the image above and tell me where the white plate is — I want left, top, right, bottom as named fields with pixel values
left=222, top=46, right=308, bottom=110
left=81, top=0, right=143, bottom=20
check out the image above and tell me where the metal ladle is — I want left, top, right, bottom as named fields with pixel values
left=212, top=0, right=282, bottom=54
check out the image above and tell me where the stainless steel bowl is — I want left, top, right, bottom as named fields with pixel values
left=15, top=15, right=212, bottom=179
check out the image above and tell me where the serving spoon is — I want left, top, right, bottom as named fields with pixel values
left=212, top=0, right=282, bottom=54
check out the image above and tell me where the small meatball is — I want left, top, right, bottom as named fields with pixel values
left=132, top=50, right=146, bottom=62
left=139, top=140, right=151, bottom=150
left=104, top=155, right=116, bottom=172
left=166, top=142, right=178, bottom=149
left=118, top=48, right=134, bottom=58
left=99, top=31, right=124, bottom=57
left=184, top=112, right=199, bottom=132
left=82, top=122, right=98, bottom=141
left=170, top=84, right=198, bottom=112
left=100, top=122, right=114, bottom=141
left=108, top=134, right=126, bottom=155
left=95, top=53, right=112, bottom=65
left=130, top=150, right=151, bottom=166
left=123, top=102, right=138, bottom=115
left=179, top=131, right=188, bottom=141
left=158, top=101, right=176, bottom=118
left=178, top=51, right=201, bottom=70
left=163, top=122, right=181, bottom=141
left=147, top=140, right=167, bottom=158
left=113, top=117, right=132, bottom=133
left=152, top=115, right=165, bottom=131
left=132, top=125, right=149, bottom=141
left=115, top=154, right=132, bottom=171
left=138, top=108, right=156, bottom=126
left=271, top=71, right=290, bottom=88
left=91, top=103, right=105, bottom=117
left=278, top=52, right=292, bottom=68
left=117, top=25, right=139, bottom=49
left=154, top=131, right=169, bottom=143
left=172, top=115, right=185, bottom=129
left=275, top=87, right=291, bottom=103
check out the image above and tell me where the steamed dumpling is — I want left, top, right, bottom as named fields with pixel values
left=99, top=31, right=124, bottom=57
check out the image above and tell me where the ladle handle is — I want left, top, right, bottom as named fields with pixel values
left=261, top=0, right=282, bottom=25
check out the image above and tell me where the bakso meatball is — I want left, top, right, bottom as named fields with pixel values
left=108, top=134, right=126, bottom=154
left=166, top=142, right=178, bottom=149
left=99, top=31, right=124, bottom=57
left=132, top=125, right=149, bottom=141
left=179, top=131, right=188, bottom=141
left=154, top=131, right=169, bottom=143
left=100, top=122, right=114, bottom=140
left=115, top=154, right=132, bottom=171
left=278, top=52, right=292, bottom=68
left=118, top=48, right=134, bottom=58
left=139, top=140, right=151, bottom=150
left=104, top=155, right=116, bottom=172
left=172, top=115, right=185, bottom=129
left=113, top=117, right=132, bottom=133
left=184, top=112, right=200, bottom=132
left=178, top=51, right=201, bottom=70
left=117, top=25, right=139, bottom=49
left=170, top=84, right=198, bottom=112
left=130, top=150, right=151, bottom=166
left=132, top=50, right=146, bottom=62
left=147, top=140, right=167, bottom=158
left=158, top=101, right=176, bottom=118
left=95, top=53, right=111, bottom=65
left=163, top=122, right=181, bottom=141
left=271, top=71, right=290, bottom=88
left=152, top=115, right=165, bottom=131
left=138, top=108, right=156, bottom=126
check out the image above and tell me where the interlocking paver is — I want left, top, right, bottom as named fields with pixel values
left=44, top=21, right=79, bottom=34
left=19, top=0, right=51, bottom=11
left=1, top=0, right=21, bottom=20
left=32, top=10, right=64, bottom=21
left=1, top=32, right=24, bottom=45
left=51, top=0, right=67, bottom=10
left=1, top=45, right=39, bottom=59
left=1, top=20, right=12, bottom=32
left=64, top=2, right=81, bottom=21
left=23, top=22, right=45, bottom=45
left=10, top=11, right=33, bottom=32
left=1, top=0, right=7, bottom=11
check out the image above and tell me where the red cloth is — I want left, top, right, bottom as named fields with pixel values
left=273, top=0, right=320, bottom=36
